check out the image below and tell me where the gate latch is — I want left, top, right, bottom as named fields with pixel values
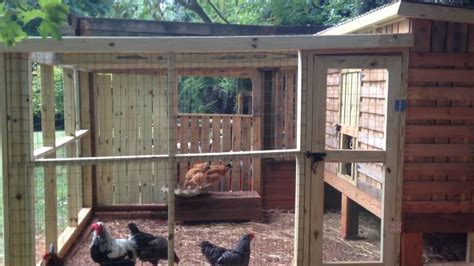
left=304, top=151, right=326, bottom=174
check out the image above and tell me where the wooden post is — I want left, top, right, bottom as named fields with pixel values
left=40, top=64, right=58, bottom=250
left=251, top=72, right=262, bottom=194
left=467, top=233, right=474, bottom=262
left=79, top=71, right=93, bottom=207
left=401, top=233, right=423, bottom=266
left=4, top=53, right=36, bottom=265
left=63, top=69, right=79, bottom=226
left=340, top=194, right=359, bottom=239
left=167, top=53, right=178, bottom=266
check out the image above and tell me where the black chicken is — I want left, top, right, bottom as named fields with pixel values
left=41, top=243, right=64, bottom=266
left=128, top=222, right=180, bottom=265
left=90, top=222, right=137, bottom=266
left=200, top=233, right=255, bottom=266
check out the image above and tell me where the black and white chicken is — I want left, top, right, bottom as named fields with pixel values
left=90, top=222, right=137, bottom=266
left=200, top=233, right=254, bottom=266
left=127, top=223, right=180, bottom=265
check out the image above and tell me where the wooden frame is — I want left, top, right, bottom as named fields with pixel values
left=0, top=34, right=413, bottom=53
left=310, top=54, right=404, bottom=265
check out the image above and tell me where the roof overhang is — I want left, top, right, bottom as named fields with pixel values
left=318, top=1, right=474, bottom=35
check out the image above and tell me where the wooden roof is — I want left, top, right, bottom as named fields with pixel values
left=318, top=1, right=474, bottom=35
left=67, top=15, right=325, bottom=37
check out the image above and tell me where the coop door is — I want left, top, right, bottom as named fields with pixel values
left=310, top=55, right=404, bottom=265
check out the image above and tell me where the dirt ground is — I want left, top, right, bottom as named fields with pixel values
left=65, top=209, right=381, bottom=265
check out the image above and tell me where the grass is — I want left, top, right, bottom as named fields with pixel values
left=0, top=130, right=69, bottom=263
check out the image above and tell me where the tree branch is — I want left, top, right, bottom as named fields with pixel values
left=174, top=0, right=213, bottom=23
left=206, top=0, right=230, bottom=24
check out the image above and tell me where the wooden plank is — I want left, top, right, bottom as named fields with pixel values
left=403, top=201, right=474, bottom=213
left=446, top=22, right=468, bottom=53
left=252, top=117, right=262, bottom=193
left=231, top=116, right=241, bottom=191
left=407, top=107, right=474, bottom=121
left=408, top=86, right=474, bottom=100
left=406, top=125, right=474, bottom=139
left=401, top=233, right=423, bottom=266
left=190, top=116, right=200, bottom=153
left=468, top=24, right=474, bottom=52
left=468, top=233, right=474, bottom=262
left=404, top=162, right=473, bottom=177
left=430, top=21, right=447, bottom=52
left=0, top=34, right=414, bottom=53
left=127, top=75, right=140, bottom=204
left=220, top=117, right=231, bottom=191
left=112, top=74, right=126, bottom=204
left=274, top=71, right=284, bottom=149
left=411, top=19, right=432, bottom=52
left=57, top=208, right=92, bottom=257
left=284, top=69, right=295, bottom=148
left=200, top=116, right=211, bottom=153
left=405, top=144, right=474, bottom=157
left=140, top=75, right=154, bottom=204
left=340, top=194, right=359, bottom=239
left=63, top=68, right=80, bottom=226
left=153, top=75, right=168, bottom=203
left=211, top=116, right=222, bottom=191
left=79, top=71, right=93, bottom=207
left=409, top=69, right=474, bottom=83
left=409, top=52, right=474, bottom=67
left=40, top=64, right=58, bottom=249
left=403, top=213, right=474, bottom=233
left=241, top=118, right=251, bottom=191
left=403, top=181, right=473, bottom=195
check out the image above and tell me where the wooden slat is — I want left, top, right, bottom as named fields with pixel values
left=411, top=19, right=432, bottom=52
left=231, top=116, right=242, bottom=191
left=284, top=69, right=295, bottom=148
left=211, top=116, right=222, bottom=190
left=446, top=22, right=468, bottom=53
left=403, top=181, right=473, bottom=195
left=57, top=208, right=92, bottom=257
left=252, top=117, right=262, bottom=193
left=409, top=69, right=474, bottom=83
left=153, top=75, right=167, bottom=203
left=200, top=116, right=211, bottom=153
left=221, top=117, right=231, bottom=190
left=430, top=21, right=447, bottom=52
left=112, top=74, right=127, bottom=204
left=127, top=75, right=139, bottom=203
left=405, top=144, right=474, bottom=157
left=410, top=52, right=474, bottom=67
left=404, top=162, right=473, bottom=177
left=140, top=75, right=154, bottom=204
left=190, top=116, right=200, bottom=153
left=403, top=213, right=474, bottom=233
left=403, top=201, right=474, bottom=213
left=407, top=107, right=474, bottom=121
left=63, top=68, right=80, bottom=226
left=274, top=71, right=284, bottom=149
left=408, top=86, right=474, bottom=100
left=241, top=118, right=251, bottom=191
left=40, top=64, right=57, bottom=249
left=79, top=71, right=93, bottom=207
left=406, top=125, right=474, bottom=139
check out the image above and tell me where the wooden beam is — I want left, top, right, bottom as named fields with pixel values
left=403, top=213, right=474, bottom=233
left=403, top=181, right=474, bottom=195
left=403, top=201, right=474, bottom=213
left=40, top=64, right=58, bottom=252
left=404, top=162, right=474, bottom=177
left=325, top=170, right=382, bottom=218
left=468, top=233, right=474, bottom=263
left=33, top=130, right=89, bottom=159
left=407, top=107, right=474, bottom=121
left=409, top=52, right=474, bottom=67
left=0, top=34, right=414, bottom=53
left=408, top=87, right=474, bottom=101
left=406, top=125, right=474, bottom=139
left=401, top=233, right=423, bottom=266
left=341, top=194, right=360, bottom=239
left=409, top=69, right=474, bottom=83
left=57, top=208, right=92, bottom=257
left=398, top=1, right=474, bottom=25
left=325, top=150, right=386, bottom=163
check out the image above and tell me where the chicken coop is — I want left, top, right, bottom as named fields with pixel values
left=0, top=2, right=471, bottom=263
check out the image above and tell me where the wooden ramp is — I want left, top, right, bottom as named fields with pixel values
left=175, top=191, right=262, bottom=222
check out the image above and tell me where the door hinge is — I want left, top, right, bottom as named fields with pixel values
left=304, top=151, right=326, bottom=174
left=395, top=99, right=407, bottom=112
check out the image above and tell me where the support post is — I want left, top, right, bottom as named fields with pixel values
left=167, top=53, right=178, bottom=266
left=467, top=233, right=474, bottom=262
left=401, top=232, right=423, bottom=266
left=251, top=71, right=262, bottom=194
left=40, top=64, right=58, bottom=250
left=340, top=194, right=359, bottom=239
left=4, top=53, right=35, bottom=265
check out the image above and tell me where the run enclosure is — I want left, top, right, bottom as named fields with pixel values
left=0, top=34, right=410, bottom=265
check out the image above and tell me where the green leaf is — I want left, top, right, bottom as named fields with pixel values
left=0, top=20, right=27, bottom=46
left=20, top=9, right=46, bottom=24
left=0, top=4, right=6, bottom=17
left=38, top=19, right=62, bottom=40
